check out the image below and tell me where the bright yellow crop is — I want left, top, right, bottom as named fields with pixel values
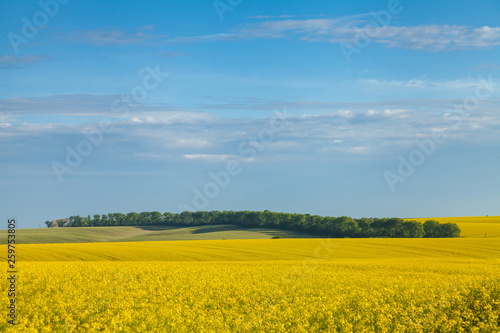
left=408, top=216, right=500, bottom=238
left=1, top=238, right=499, bottom=332
left=1, top=259, right=499, bottom=332
left=10, top=237, right=500, bottom=261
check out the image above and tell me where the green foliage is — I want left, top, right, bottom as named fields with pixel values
left=423, top=220, right=440, bottom=237
left=58, top=211, right=461, bottom=238
left=422, top=220, right=460, bottom=238
left=438, top=223, right=461, bottom=238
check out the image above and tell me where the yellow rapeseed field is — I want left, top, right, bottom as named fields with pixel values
left=408, top=216, right=500, bottom=238
left=10, top=237, right=500, bottom=261
left=1, top=220, right=499, bottom=332
left=1, top=258, right=499, bottom=332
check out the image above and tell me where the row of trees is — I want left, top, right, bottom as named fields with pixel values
left=45, top=211, right=461, bottom=238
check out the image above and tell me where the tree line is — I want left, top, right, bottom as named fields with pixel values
left=45, top=210, right=461, bottom=238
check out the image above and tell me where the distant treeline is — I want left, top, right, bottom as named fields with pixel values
left=45, top=211, right=461, bottom=238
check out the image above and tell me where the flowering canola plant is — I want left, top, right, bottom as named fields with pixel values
left=1, top=238, right=499, bottom=332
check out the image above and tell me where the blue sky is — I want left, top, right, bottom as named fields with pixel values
left=1, top=0, right=499, bottom=228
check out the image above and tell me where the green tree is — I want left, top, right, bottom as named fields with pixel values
left=107, top=213, right=115, bottom=225
left=163, top=212, right=175, bottom=225
left=331, top=216, right=360, bottom=237
left=126, top=212, right=139, bottom=226
left=357, top=218, right=373, bottom=237
left=290, top=214, right=306, bottom=231
left=438, top=223, right=461, bottom=238
left=150, top=211, right=163, bottom=225
left=58, top=210, right=459, bottom=239
left=180, top=211, right=193, bottom=225
left=114, top=213, right=126, bottom=225
left=423, top=220, right=440, bottom=238
left=192, top=211, right=206, bottom=225
left=73, top=216, right=84, bottom=227
left=403, top=220, right=425, bottom=238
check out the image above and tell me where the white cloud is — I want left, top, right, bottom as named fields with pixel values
left=125, top=111, right=211, bottom=124
left=363, top=109, right=409, bottom=118
left=264, top=141, right=300, bottom=150
left=57, top=26, right=164, bottom=45
left=172, top=139, right=211, bottom=149
left=360, top=77, right=500, bottom=91
left=171, top=17, right=500, bottom=51
left=200, top=97, right=487, bottom=113
left=0, top=95, right=209, bottom=123
left=184, top=154, right=235, bottom=162
left=133, top=153, right=172, bottom=159
left=2, top=95, right=499, bottom=166
left=0, top=55, right=53, bottom=69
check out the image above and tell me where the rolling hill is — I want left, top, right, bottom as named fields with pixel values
left=4, top=215, right=498, bottom=245
left=1, top=224, right=319, bottom=245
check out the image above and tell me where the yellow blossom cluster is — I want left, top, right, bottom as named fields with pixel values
left=1, top=253, right=499, bottom=332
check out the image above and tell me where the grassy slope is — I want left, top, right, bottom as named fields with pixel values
left=1, top=217, right=498, bottom=262
left=4, top=216, right=499, bottom=246
left=1, top=224, right=319, bottom=245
